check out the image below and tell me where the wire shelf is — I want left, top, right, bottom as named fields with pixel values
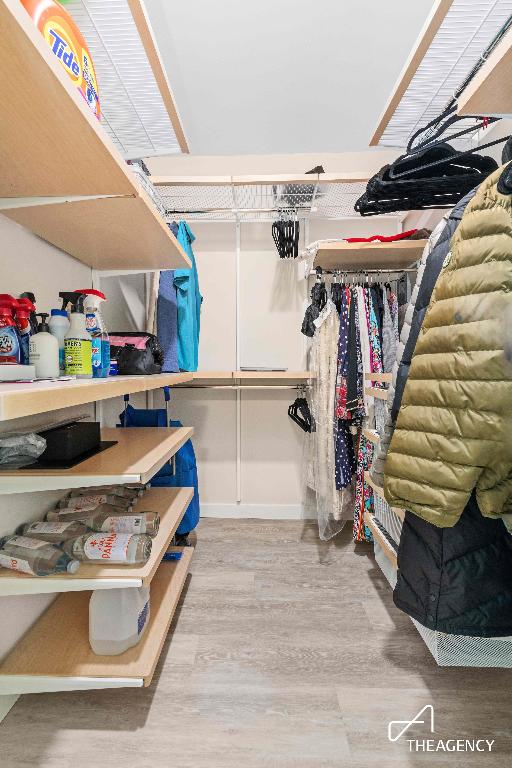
left=157, top=181, right=370, bottom=221
left=379, top=0, right=512, bottom=148
left=65, top=0, right=181, bottom=158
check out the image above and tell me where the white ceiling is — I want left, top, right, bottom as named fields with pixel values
left=143, top=0, right=435, bottom=155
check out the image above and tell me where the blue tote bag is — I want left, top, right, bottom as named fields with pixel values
left=119, top=389, right=200, bottom=534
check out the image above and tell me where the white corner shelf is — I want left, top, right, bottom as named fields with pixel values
left=0, top=486, right=193, bottom=596
left=0, top=546, right=193, bottom=694
left=0, top=373, right=193, bottom=422
left=0, top=427, right=193, bottom=495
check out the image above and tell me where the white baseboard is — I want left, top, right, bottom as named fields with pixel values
left=201, top=503, right=315, bottom=520
left=0, top=695, right=18, bottom=723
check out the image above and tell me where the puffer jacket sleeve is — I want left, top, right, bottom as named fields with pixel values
left=384, top=164, right=512, bottom=527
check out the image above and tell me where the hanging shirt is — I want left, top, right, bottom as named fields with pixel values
left=156, top=223, right=181, bottom=372
left=174, top=221, right=203, bottom=372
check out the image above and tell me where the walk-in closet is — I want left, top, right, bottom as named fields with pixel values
left=1, top=1, right=512, bottom=765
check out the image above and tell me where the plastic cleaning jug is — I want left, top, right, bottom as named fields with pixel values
left=89, top=586, right=150, bottom=655
left=48, top=308, right=70, bottom=373
left=0, top=535, right=79, bottom=576
left=0, top=295, right=21, bottom=365
left=77, top=289, right=110, bottom=378
left=29, top=313, right=60, bottom=379
left=60, top=292, right=92, bottom=378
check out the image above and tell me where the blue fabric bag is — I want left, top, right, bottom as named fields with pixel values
left=119, top=389, right=200, bottom=534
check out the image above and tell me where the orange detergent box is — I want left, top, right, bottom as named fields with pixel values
left=20, top=0, right=100, bottom=119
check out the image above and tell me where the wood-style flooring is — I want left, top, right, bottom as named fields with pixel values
left=2, top=519, right=512, bottom=767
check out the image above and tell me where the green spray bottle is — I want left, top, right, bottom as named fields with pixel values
left=60, top=292, right=92, bottom=378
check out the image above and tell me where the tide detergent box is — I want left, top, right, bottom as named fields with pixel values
left=20, top=0, right=100, bottom=119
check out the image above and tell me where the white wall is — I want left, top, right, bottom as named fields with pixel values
left=102, top=216, right=400, bottom=518
left=0, top=216, right=108, bottom=717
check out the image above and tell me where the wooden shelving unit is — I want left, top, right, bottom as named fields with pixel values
left=0, top=427, right=193, bottom=495
left=0, top=546, right=193, bottom=694
left=364, top=512, right=398, bottom=570
left=362, top=428, right=379, bottom=445
left=184, top=371, right=315, bottom=385
left=365, top=471, right=404, bottom=521
left=313, top=240, right=426, bottom=271
left=365, top=372, right=392, bottom=384
left=0, top=0, right=190, bottom=271
left=0, top=487, right=193, bottom=596
left=457, top=25, right=512, bottom=116
left=364, top=386, right=388, bottom=402
left=0, top=373, right=193, bottom=422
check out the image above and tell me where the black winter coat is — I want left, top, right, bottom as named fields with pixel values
left=394, top=494, right=512, bottom=637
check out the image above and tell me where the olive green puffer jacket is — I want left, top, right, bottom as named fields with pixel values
left=384, top=163, right=512, bottom=527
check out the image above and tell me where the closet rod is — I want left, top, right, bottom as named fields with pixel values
left=175, top=385, right=310, bottom=390
left=309, top=268, right=418, bottom=275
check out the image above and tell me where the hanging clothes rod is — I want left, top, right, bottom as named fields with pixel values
left=309, top=267, right=418, bottom=276
left=175, top=385, right=310, bottom=390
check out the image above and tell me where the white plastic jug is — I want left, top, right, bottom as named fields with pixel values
left=89, top=586, right=150, bottom=655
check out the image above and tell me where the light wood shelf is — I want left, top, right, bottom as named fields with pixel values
left=0, top=427, right=193, bottom=495
left=364, top=386, right=388, bottom=402
left=365, top=372, right=392, bottom=384
left=4, top=189, right=190, bottom=271
left=0, top=373, right=193, bottom=422
left=364, top=512, right=398, bottom=570
left=364, top=471, right=405, bottom=521
left=457, top=25, right=512, bottom=116
left=362, top=428, right=379, bottom=445
left=0, top=0, right=190, bottom=271
left=0, top=487, right=193, bottom=596
left=183, top=371, right=315, bottom=384
left=0, top=546, right=193, bottom=694
left=313, top=241, right=426, bottom=271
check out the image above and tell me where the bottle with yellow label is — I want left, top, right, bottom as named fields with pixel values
left=20, top=0, right=100, bottom=119
left=61, top=292, right=92, bottom=378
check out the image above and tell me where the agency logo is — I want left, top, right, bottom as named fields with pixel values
left=388, top=704, right=434, bottom=743
left=388, top=705, right=495, bottom=754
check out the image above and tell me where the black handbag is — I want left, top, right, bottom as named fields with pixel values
left=109, top=332, right=163, bottom=375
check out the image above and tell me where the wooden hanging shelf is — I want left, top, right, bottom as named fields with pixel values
left=313, top=241, right=426, bottom=271
left=0, top=427, right=193, bottom=495
left=0, top=546, right=193, bottom=694
left=364, top=372, right=392, bottom=384
left=364, top=386, right=388, bottom=402
left=364, top=512, right=398, bottom=569
left=0, top=487, right=193, bottom=596
left=457, top=25, right=512, bottom=116
left=364, top=471, right=405, bottom=521
left=0, top=0, right=190, bottom=270
left=0, top=373, right=193, bottom=422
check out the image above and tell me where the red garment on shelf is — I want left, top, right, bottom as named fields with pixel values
left=344, top=229, right=418, bottom=244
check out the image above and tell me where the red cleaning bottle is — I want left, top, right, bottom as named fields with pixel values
left=0, top=295, right=21, bottom=365
left=13, top=299, right=34, bottom=365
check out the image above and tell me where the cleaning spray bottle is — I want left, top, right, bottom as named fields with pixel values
left=19, top=293, right=38, bottom=335
left=76, top=288, right=110, bottom=378
left=60, top=292, right=92, bottom=378
left=13, top=299, right=35, bottom=365
left=48, top=302, right=70, bottom=374
left=0, top=295, right=21, bottom=365
left=29, top=313, right=60, bottom=379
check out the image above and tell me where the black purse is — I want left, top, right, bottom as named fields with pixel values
left=109, top=332, right=163, bottom=375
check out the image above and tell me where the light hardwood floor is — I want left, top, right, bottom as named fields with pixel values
left=2, top=519, right=512, bottom=767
